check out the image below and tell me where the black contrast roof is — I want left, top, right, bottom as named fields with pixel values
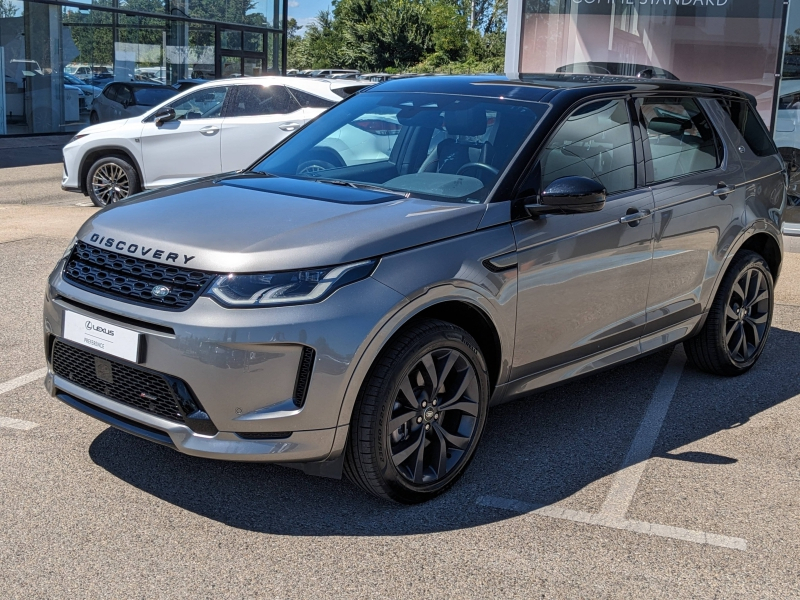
left=368, top=74, right=752, bottom=104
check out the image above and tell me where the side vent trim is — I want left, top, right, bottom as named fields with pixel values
left=293, top=346, right=316, bottom=408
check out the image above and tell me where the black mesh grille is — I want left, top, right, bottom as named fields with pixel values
left=63, top=241, right=215, bottom=311
left=292, top=346, right=316, bottom=407
left=52, top=340, right=185, bottom=423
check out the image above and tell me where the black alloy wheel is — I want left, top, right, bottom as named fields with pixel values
left=685, top=250, right=774, bottom=376
left=344, top=319, right=489, bottom=503
left=388, top=347, right=480, bottom=485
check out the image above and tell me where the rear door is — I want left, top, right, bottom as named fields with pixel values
left=220, top=84, right=305, bottom=171
left=511, top=98, right=655, bottom=379
left=139, top=86, right=231, bottom=187
left=637, top=95, right=748, bottom=338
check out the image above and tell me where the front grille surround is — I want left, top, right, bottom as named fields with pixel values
left=63, top=241, right=216, bottom=311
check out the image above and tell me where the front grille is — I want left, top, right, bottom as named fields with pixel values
left=63, top=241, right=215, bottom=310
left=52, top=340, right=184, bottom=423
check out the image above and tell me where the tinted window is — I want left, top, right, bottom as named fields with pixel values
left=133, top=87, right=178, bottom=107
left=288, top=88, right=335, bottom=109
left=116, top=85, right=133, bottom=106
left=719, top=99, right=778, bottom=158
left=640, top=97, right=719, bottom=182
left=167, top=87, right=229, bottom=120
left=540, top=99, right=635, bottom=195
left=103, top=84, right=119, bottom=102
left=332, top=85, right=369, bottom=98
left=229, top=85, right=300, bottom=117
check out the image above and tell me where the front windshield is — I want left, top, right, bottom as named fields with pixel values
left=252, top=91, right=548, bottom=203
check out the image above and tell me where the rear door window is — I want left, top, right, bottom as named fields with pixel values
left=640, top=97, right=720, bottom=182
left=718, top=99, right=778, bottom=158
left=540, top=99, right=636, bottom=195
left=228, top=85, right=301, bottom=117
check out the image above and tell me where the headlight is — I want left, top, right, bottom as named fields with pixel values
left=207, top=259, right=377, bottom=307
left=68, top=133, right=89, bottom=144
left=61, top=236, right=78, bottom=260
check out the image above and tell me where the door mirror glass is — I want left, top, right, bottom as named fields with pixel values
left=155, top=106, right=176, bottom=125
left=526, top=176, right=606, bottom=217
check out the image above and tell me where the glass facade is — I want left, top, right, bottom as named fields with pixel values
left=0, top=0, right=286, bottom=136
left=510, top=0, right=800, bottom=224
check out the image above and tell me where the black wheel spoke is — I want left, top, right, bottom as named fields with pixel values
left=743, top=318, right=762, bottom=348
left=732, top=281, right=746, bottom=303
left=725, top=304, right=739, bottom=321
left=391, top=429, right=424, bottom=465
left=388, top=345, right=481, bottom=486
left=747, top=290, right=769, bottom=309
left=724, top=266, right=770, bottom=364
left=433, top=422, right=471, bottom=450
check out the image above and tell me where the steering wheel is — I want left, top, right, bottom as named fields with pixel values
left=456, top=162, right=499, bottom=177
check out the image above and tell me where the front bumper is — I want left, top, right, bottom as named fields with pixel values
left=44, top=261, right=407, bottom=464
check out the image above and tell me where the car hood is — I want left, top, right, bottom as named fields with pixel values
left=77, top=118, right=136, bottom=136
left=75, top=174, right=488, bottom=273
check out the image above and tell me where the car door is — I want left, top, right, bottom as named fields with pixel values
left=139, top=85, right=231, bottom=187
left=636, top=96, right=748, bottom=338
left=219, top=84, right=306, bottom=171
left=511, top=98, right=655, bottom=380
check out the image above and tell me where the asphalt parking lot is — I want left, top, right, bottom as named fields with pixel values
left=1, top=160, right=799, bottom=598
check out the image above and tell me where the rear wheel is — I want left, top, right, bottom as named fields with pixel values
left=86, top=156, right=140, bottom=207
left=344, top=319, right=490, bottom=503
left=684, top=250, right=774, bottom=376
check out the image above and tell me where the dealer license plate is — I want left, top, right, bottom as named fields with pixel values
left=62, top=310, right=141, bottom=363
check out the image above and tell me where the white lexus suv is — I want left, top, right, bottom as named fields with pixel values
left=62, top=77, right=372, bottom=206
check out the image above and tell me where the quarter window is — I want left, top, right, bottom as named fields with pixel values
left=540, top=99, right=636, bottom=195
left=103, top=84, right=119, bottom=102
left=288, top=88, right=335, bottom=109
left=169, top=87, right=230, bottom=120
left=718, top=99, right=777, bottom=158
left=228, top=85, right=300, bottom=117
left=640, top=97, right=719, bottom=182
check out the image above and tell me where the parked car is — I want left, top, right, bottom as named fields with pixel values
left=66, top=64, right=113, bottom=80
left=63, top=77, right=364, bottom=205
left=89, top=82, right=178, bottom=124
left=774, top=79, right=800, bottom=208
left=358, top=73, right=393, bottom=82
left=46, top=76, right=785, bottom=503
left=64, top=74, right=103, bottom=107
left=309, top=68, right=359, bottom=78
left=171, top=79, right=212, bottom=92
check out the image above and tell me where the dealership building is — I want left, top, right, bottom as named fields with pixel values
left=0, top=0, right=287, bottom=135
left=504, top=0, right=800, bottom=226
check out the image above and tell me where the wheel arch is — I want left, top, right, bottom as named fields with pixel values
left=79, top=146, right=144, bottom=195
left=335, top=290, right=509, bottom=430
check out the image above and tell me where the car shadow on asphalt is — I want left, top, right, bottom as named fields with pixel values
left=88, top=326, right=800, bottom=536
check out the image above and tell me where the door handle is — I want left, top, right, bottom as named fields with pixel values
left=619, top=209, right=652, bottom=225
left=712, top=183, right=734, bottom=199
left=199, top=126, right=219, bottom=135
left=279, top=122, right=301, bottom=131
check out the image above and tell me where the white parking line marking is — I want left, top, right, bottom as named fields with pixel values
left=0, top=367, right=48, bottom=396
left=0, top=417, right=39, bottom=431
left=477, top=495, right=747, bottom=551
left=477, top=346, right=747, bottom=551
left=600, top=346, right=686, bottom=518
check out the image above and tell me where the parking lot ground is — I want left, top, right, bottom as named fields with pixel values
left=1, top=169, right=799, bottom=598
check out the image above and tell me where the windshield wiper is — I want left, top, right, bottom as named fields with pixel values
left=249, top=170, right=277, bottom=177
left=314, top=178, right=409, bottom=197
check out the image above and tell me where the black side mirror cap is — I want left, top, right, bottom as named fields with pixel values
left=155, top=106, right=176, bottom=126
left=525, top=176, right=607, bottom=218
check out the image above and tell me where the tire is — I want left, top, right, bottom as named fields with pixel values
left=86, top=156, right=140, bottom=207
left=296, top=149, right=344, bottom=176
left=344, top=319, right=490, bottom=503
left=89, top=111, right=99, bottom=124
left=684, top=250, right=774, bottom=376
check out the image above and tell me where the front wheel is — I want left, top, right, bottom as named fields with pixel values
left=684, top=250, right=774, bottom=376
left=86, top=156, right=140, bottom=207
left=344, top=319, right=490, bottom=503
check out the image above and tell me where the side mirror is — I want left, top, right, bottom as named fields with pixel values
left=155, top=106, right=176, bottom=126
left=525, top=176, right=606, bottom=217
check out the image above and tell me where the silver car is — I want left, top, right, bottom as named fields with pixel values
left=44, top=76, right=786, bottom=503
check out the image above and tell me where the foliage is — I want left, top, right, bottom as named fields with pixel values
left=0, top=0, right=18, bottom=18
left=288, top=0, right=506, bottom=73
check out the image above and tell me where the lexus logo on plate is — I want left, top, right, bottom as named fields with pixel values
left=151, top=285, right=171, bottom=298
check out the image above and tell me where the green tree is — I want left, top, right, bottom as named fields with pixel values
left=0, top=0, right=19, bottom=18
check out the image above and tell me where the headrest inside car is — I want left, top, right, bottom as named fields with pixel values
left=444, top=107, right=487, bottom=137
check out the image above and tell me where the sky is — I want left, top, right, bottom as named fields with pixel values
left=289, top=0, right=333, bottom=30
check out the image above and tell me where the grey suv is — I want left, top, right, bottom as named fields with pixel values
left=43, top=76, right=786, bottom=503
